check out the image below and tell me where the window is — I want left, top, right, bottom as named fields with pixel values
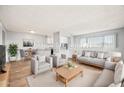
left=87, top=37, right=103, bottom=48
left=80, top=38, right=87, bottom=48
left=104, top=35, right=116, bottom=48
left=74, top=34, right=116, bottom=49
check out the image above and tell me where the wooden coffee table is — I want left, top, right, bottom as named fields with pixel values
left=55, top=64, right=83, bottom=87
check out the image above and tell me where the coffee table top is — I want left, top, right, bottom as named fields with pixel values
left=55, top=64, right=83, bottom=80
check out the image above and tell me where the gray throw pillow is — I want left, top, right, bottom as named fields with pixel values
left=97, top=52, right=104, bottom=59
left=82, top=51, right=85, bottom=56
left=90, top=51, right=97, bottom=58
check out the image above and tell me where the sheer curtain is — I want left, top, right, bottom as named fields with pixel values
left=73, top=34, right=116, bottom=49
left=87, top=37, right=103, bottom=48
left=104, top=35, right=116, bottom=48
left=80, top=38, right=87, bottom=48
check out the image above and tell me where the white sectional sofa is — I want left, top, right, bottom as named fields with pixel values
left=77, top=50, right=121, bottom=68
left=93, top=61, right=124, bottom=87
left=77, top=50, right=124, bottom=87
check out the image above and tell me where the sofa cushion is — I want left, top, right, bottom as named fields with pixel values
left=85, top=52, right=91, bottom=57
left=38, top=56, right=46, bottom=63
left=90, top=51, right=97, bottom=58
left=114, top=61, right=124, bottom=84
left=106, top=57, right=112, bottom=62
left=89, top=58, right=105, bottom=67
left=38, top=62, right=50, bottom=69
left=78, top=56, right=90, bottom=64
left=93, top=69, right=114, bottom=87
left=97, top=52, right=104, bottom=59
left=103, top=52, right=110, bottom=59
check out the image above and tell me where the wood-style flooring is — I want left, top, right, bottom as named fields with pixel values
left=9, top=60, right=32, bottom=87
left=0, top=59, right=101, bottom=87
left=0, top=63, right=10, bottom=87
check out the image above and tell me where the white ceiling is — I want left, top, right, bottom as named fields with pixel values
left=0, top=5, right=124, bottom=36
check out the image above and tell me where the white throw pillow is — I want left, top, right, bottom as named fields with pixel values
left=38, top=56, right=46, bottom=63
left=85, top=52, right=91, bottom=57
left=108, top=83, right=121, bottom=87
left=106, top=57, right=112, bottom=62
left=114, top=61, right=124, bottom=84
left=97, top=52, right=104, bottom=59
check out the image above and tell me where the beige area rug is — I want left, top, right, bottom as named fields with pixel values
left=27, top=65, right=102, bottom=87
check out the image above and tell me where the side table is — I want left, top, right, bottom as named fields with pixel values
left=72, top=54, right=77, bottom=62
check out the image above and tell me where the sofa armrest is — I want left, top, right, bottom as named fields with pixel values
left=104, top=61, right=116, bottom=71
left=46, top=56, right=53, bottom=68
left=31, top=58, right=39, bottom=75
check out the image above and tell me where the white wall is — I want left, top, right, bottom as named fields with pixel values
left=6, top=31, right=46, bottom=49
left=6, top=31, right=47, bottom=62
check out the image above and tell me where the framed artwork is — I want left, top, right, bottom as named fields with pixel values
left=61, top=43, right=68, bottom=50
left=23, top=39, right=34, bottom=47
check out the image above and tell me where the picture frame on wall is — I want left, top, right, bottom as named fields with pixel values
left=23, top=39, right=34, bottom=47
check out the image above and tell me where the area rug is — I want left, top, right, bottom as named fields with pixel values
left=27, top=66, right=102, bottom=87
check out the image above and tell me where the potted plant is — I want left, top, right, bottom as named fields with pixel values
left=8, top=44, right=18, bottom=61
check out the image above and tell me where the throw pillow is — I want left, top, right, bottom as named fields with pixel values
left=82, top=51, right=85, bottom=56
left=103, top=52, right=110, bottom=59
left=38, top=56, right=46, bottom=63
left=90, top=51, right=96, bottom=58
left=97, top=52, right=104, bottom=59
left=106, top=57, right=112, bottom=62
left=114, top=61, right=124, bottom=84
left=85, top=52, right=91, bottom=57
left=108, top=83, right=121, bottom=87
left=113, top=57, right=121, bottom=62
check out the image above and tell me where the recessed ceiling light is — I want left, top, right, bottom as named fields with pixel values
left=30, top=30, right=35, bottom=34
